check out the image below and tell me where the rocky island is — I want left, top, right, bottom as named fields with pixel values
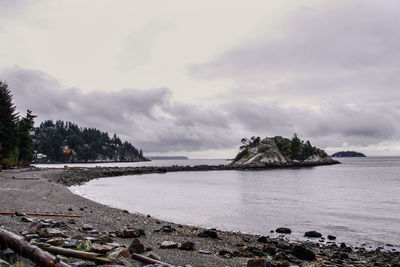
left=332, top=151, right=367, bottom=157
left=232, top=135, right=339, bottom=167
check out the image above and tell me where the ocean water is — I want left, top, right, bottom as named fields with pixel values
left=70, top=157, right=400, bottom=250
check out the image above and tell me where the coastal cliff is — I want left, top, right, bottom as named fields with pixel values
left=232, top=135, right=338, bottom=166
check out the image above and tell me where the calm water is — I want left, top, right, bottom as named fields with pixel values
left=71, top=157, right=400, bottom=250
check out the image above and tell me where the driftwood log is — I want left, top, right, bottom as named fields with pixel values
left=131, top=252, right=175, bottom=267
left=0, top=228, right=70, bottom=267
left=37, top=243, right=113, bottom=264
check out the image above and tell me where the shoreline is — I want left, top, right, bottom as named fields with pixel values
left=1, top=167, right=399, bottom=266
left=48, top=159, right=340, bottom=186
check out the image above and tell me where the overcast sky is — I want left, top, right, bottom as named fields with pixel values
left=1, top=0, right=399, bottom=158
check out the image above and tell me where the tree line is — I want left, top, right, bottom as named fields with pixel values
left=33, top=120, right=147, bottom=163
left=0, top=81, right=36, bottom=168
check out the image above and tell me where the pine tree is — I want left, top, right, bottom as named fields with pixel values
left=0, top=81, right=19, bottom=167
left=18, top=110, right=36, bottom=166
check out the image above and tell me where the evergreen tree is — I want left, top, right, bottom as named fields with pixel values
left=0, top=81, right=19, bottom=167
left=18, top=110, right=36, bottom=166
left=290, top=133, right=302, bottom=160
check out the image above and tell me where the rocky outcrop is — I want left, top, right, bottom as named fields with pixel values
left=232, top=136, right=339, bottom=167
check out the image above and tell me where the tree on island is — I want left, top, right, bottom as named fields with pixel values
left=0, top=81, right=36, bottom=168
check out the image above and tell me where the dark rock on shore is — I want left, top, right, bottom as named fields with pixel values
left=275, top=227, right=291, bottom=234
left=291, top=244, right=316, bottom=260
left=197, top=229, right=218, bottom=239
left=304, top=231, right=322, bottom=238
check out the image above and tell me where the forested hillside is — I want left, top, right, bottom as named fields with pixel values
left=33, top=120, right=148, bottom=163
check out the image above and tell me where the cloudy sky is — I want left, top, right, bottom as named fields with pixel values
left=1, top=0, right=399, bottom=158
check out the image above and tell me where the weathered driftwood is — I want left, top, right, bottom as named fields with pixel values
left=37, top=243, right=113, bottom=264
left=131, top=252, right=175, bottom=267
left=0, top=228, right=70, bottom=267
left=0, top=212, right=82, bottom=218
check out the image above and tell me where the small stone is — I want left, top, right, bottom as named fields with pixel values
left=162, top=225, right=175, bottom=233
left=107, top=247, right=132, bottom=261
left=276, top=227, right=291, bottom=234
left=291, top=244, right=316, bottom=261
left=128, top=238, right=145, bottom=254
left=179, top=241, right=195, bottom=251
left=24, top=234, right=39, bottom=241
left=82, top=224, right=93, bottom=231
left=46, top=238, right=65, bottom=246
left=30, top=222, right=50, bottom=233
left=160, top=241, right=178, bottom=249
left=21, top=217, right=34, bottom=223
left=304, top=231, right=322, bottom=238
left=247, top=257, right=266, bottom=267
left=62, top=239, right=81, bottom=249
left=327, top=235, right=336, bottom=240
left=197, top=229, right=218, bottom=238
left=257, top=236, right=270, bottom=243
left=218, top=249, right=234, bottom=258
left=39, top=228, right=68, bottom=238
left=68, top=207, right=73, bottom=211
left=98, top=234, right=113, bottom=244
left=199, top=250, right=213, bottom=254
left=15, top=212, right=26, bottom=216
left=92, top=244, right=113, bottom=255
left=122, top=210, right=129, bottom=213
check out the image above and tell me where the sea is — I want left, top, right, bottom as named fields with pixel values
left=36, top=157, right=400, bottom=251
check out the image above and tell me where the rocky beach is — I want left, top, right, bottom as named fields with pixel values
left=1, top=167, right=399, bottom=267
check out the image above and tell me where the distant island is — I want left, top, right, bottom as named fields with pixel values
left=32, top=120, right=148, bottom=163
left=331, top=151, right=366, bottom=157
left=232, top=134, right=338, bottom=166
left=147, top=156, right=188, bottom=160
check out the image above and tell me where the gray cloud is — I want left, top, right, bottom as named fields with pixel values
left=2, top=66, right=399, bottom=156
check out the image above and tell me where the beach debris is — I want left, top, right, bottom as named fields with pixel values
left=160, top=241, right=178, bottom=249
left=131, top=252, right=175, bottom=267
left=0, top=212, right=82, bottom=218
left=128, top=238, right=145, bottom=254
left=275, top=227, right=291, bottom=234
left=0, top=228, right=71, bottom=267
left=304, top=231, right=322, bottom=238
left=37, top=243, right=112, bottom=264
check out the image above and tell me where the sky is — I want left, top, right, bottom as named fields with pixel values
left=1, top=0, right=400, bottom=158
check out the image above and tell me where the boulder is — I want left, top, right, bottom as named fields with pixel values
left=276, top=227, right=291, bottom=234
left=304, top=231, right=322, bottom=238
left=107, top=247, right=132, bottom=261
